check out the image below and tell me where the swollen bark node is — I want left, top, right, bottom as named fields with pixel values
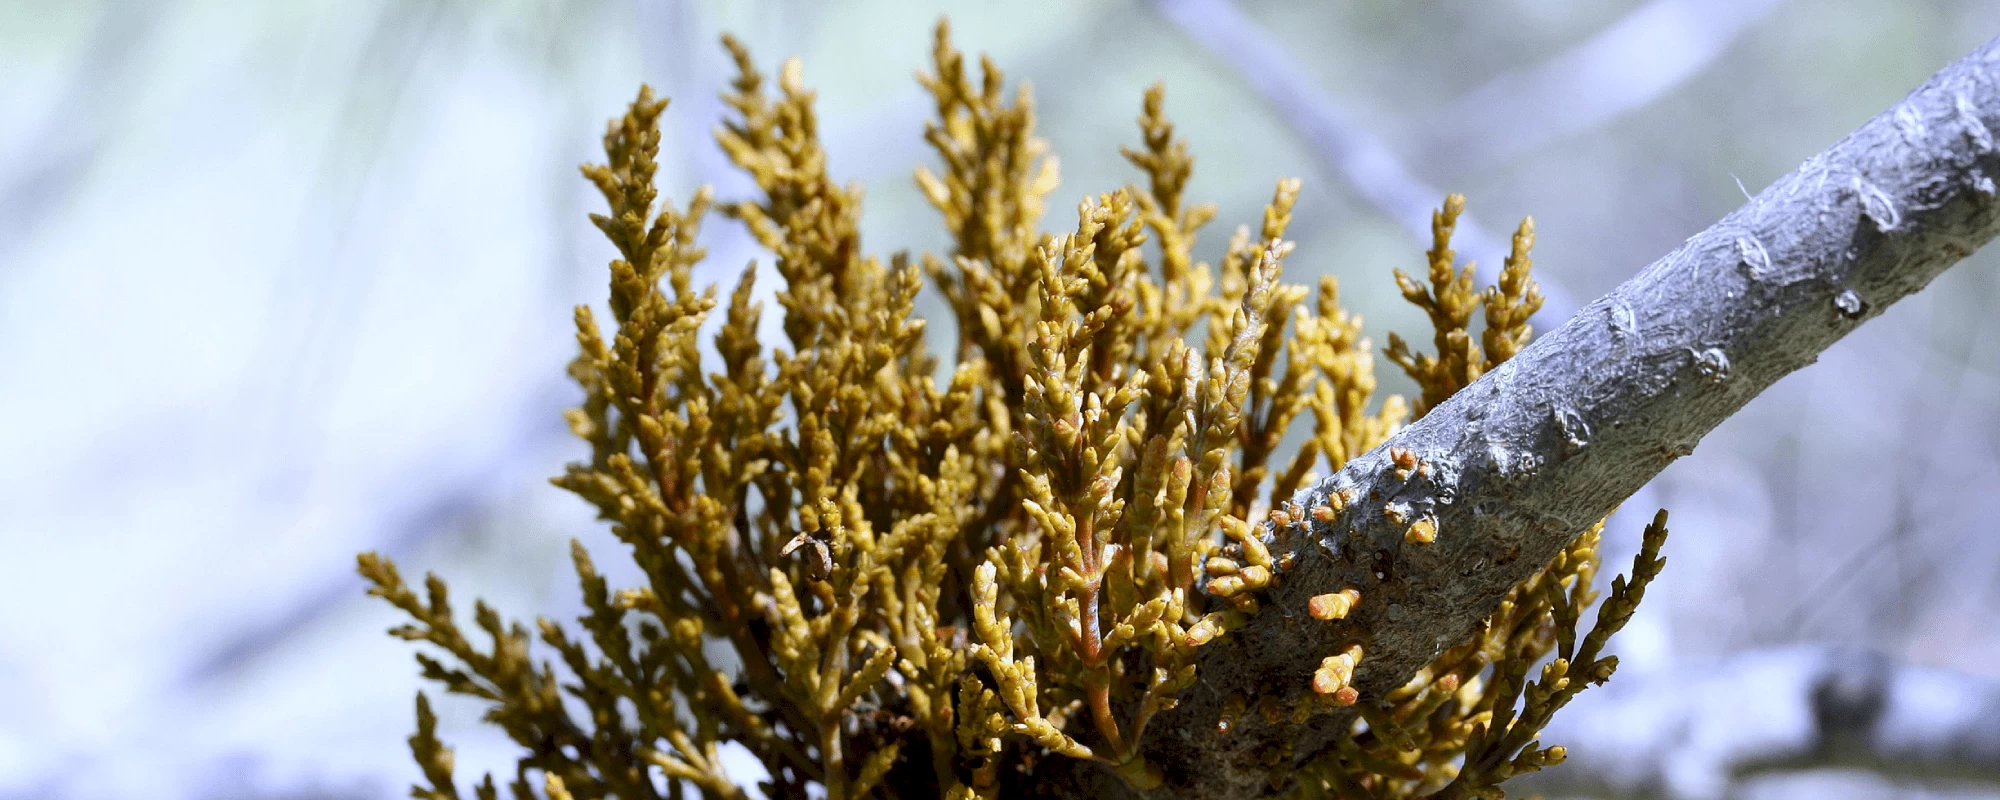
left=1039, top=35, right=2000, bottom=800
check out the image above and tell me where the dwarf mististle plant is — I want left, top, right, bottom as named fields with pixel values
left=358, top=19, right=1668, bottom=800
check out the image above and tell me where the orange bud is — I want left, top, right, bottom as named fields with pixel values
left=1239, top=565, right=1271, bottom=590
left=1390, top=447, right=1419, bottom=479
left=1308, top=588, right=1361, bottom=621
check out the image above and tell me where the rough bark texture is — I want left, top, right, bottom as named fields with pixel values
left=1025, top=33, right=2000, bottom=800
left=1515, top=645, right=2000, bottom=799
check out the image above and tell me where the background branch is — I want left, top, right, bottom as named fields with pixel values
left=1152, top=0, right=1578, bottom=327
left=1418, top=0, right=1788, bottom=171
left=1514, top=645, right=2000, bottom=799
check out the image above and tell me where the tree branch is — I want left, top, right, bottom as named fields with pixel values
left=1513, top=645, right=2000, bottom=799
left=1041, top=32, right=2000, bottom=800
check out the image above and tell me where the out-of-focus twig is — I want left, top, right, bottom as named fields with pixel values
left=1514, top=645, right=2000, bottom=800
left=0, top=1, right=166, bottom=267
left=1151, top=0, right=1576, bottom=328
left=239, top=0, right=453, bottom=478
left=1768, top=287, right=1986, bottom=645
left=178, top=387, right=577, bottom=687
left=1420, top=0, right=1787, bottom=171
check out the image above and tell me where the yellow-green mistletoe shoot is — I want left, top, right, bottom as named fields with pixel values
left=358, top=19, right=1669, bottom=800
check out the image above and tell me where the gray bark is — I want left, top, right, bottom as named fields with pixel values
left=1033, top=32, right=2000, bottom=800
left=1514, top=646, right=2000, bottom=799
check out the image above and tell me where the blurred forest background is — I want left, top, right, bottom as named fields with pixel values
left=4, top=1, right=1999, bottom=798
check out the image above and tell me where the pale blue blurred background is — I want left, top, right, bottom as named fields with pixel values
left=4, top=1, right=2000, bottom=797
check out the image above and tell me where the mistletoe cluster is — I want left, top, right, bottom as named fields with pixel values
left=358, top=19, right=1666, bottom=800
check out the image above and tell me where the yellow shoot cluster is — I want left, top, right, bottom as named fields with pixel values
left=359, top=19, right=1665, bottom=800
